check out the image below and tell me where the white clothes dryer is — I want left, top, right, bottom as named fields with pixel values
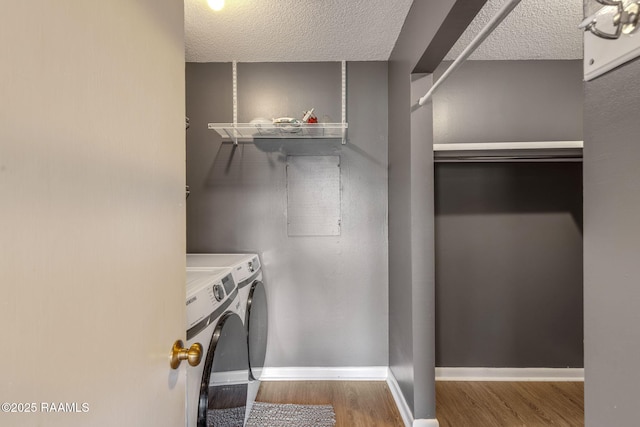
left=186, top=267, right=248, bottom=427
left=187, top=254, right=268, bottom=415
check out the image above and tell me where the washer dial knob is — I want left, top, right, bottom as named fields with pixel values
left=212, top=284, right=225, bottom=302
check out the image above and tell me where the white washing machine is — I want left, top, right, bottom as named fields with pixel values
left=186, top=267, right=248, bottom=427
left=187, top=254, right=268, bottom=415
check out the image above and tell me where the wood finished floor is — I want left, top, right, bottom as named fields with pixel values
left=436, top=381, right=584, bottom=427
left=256, top=381, right=405, bottom=427
left=256, top=380, right=584, bottom=427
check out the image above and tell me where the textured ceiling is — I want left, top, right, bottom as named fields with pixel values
left=185, top=0, right=584, bottom=63
left=445, top=0, right=583, bottom=60
left=184, top=0, right=414, bottom=62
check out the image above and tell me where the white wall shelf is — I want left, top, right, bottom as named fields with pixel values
left=208, top=122, right=348, bottom=142
left=208, top=61, right=348, bottom=145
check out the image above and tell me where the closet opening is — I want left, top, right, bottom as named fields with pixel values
left=430, top=6, right=585, bottom=422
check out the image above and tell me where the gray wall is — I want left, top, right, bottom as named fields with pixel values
left=410, top=73, right=437, bottom=417
left=186, top=62, right=389, bottom=368
left=584, top=57, right=640, bottom=426
left=435, top=162, right=583, bottom=367
left=434, top=60, right=583, bottom=144
left=432, top=60, right=584, bottom=368
left=388, top=0, right=460, bottom=419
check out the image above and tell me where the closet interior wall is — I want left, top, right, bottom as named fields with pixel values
left=433, top=60, right=584, bottom=368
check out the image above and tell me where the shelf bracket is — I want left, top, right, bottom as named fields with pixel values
left=341, top=61, right=347, bottom=145
left=232, top=60, right=238, bottom=146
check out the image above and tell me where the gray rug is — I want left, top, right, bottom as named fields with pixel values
left=246, top=402, right=336, bottom=427
left=207, top=406, right=246, bottom=427
left=207, top=403, right=336, bottom=427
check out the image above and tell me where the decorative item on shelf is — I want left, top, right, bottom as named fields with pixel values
left=272, top=117, right=303, bottom=134
left=302, top=108, right=317, bottom=123
left=248, top=118, right=274, bottom=137
left=302, top=108, right=320, bottom=136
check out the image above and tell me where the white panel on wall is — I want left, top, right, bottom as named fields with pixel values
left=286, top=156, right=341, bottom=236
left=583, top=4, right=640, bottom=81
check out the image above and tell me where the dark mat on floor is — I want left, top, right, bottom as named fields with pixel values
left=246, top=402, right=335, bottom=427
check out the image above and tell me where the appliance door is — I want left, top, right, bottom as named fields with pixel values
left=246, top=281, right=268, bottom=381
left=198, top=312, right=248, bottom=427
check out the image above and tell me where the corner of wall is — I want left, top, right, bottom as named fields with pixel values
left=386, top=368, right=414, bottom=427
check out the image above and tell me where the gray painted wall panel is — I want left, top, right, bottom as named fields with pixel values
left=435, top=162, right=583, bottom=368
left=410, top=73, right=436, bottom=418
left=237, top=62, right=341, bottom=123
left=186, top=62, right=389, bottom=368
left=584, top=57, right=640, bottom=427
left=433, top=60, right=583, bottom=144
left=388, top=0, right=459, bottom=419
left=388, top=58, right=415, bottom=415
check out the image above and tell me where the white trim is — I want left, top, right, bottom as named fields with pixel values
left=414, top=420, right=440, bottom=427
left=435, top=367, right=584, bottom=382
left=209, top=369, right=248, bottom=385
left=260, top=366, right=388, bottom=381
left=433, top=141, right=583, bottom=151
left=584, top=22, right=640, bottom=81
left=386, top=369, right=414, bottom=427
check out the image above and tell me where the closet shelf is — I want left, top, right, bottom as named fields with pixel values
left=208, top=122, right=348, bottom=142
left=433, top=141, right=584, bottom=151
left=434, top=141, right=584, bottom=162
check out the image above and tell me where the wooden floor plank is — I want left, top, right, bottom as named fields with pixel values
left=436, top=381, right=584, bottom=427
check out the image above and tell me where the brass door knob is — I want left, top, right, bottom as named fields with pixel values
left=170, top=340, right=202, bottom=369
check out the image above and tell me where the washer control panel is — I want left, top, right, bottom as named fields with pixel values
left=232, top=256, right=261, bottom=285
left=186, top=269, right=235, bottom=330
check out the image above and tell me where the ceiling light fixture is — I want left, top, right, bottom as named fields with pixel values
left=207, top=0, right=224, bottom=11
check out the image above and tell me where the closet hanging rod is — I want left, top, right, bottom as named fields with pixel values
left=417, top=0, right=523, bottom=107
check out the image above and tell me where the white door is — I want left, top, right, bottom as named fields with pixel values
left=0, top=2, right=187, bottom=426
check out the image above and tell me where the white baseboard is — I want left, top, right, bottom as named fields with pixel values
left=260, top=366, right=388, bottom=381
left=436, top=367, right=584, bottom=382
left=209, top=369, right=248, bottom=385
left=386, top=371, right=441, bottom=427
left=386, top=369, right=414, bottom=427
